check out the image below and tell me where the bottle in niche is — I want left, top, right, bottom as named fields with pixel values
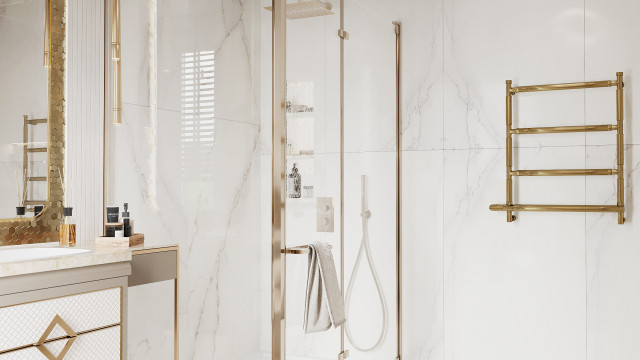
left=287, top=163, right=302, bottom=198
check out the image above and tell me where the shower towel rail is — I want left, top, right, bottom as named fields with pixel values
left=282, top=244, right=332, bottom=255
left=490, top=72, right=625, bottom=224
left=511, top=124, right=617, bottom=134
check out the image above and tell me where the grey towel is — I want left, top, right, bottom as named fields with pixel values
left=303, top=241, right=346, bottom=333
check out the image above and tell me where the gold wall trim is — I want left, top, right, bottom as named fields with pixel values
left=0, top=0, right=65, bottom=245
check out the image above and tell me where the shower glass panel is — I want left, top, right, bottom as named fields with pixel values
left=283, top=1, right=342, bottom=358
left=343, top=1, right=397, bottom=359
left=262, top=1, right=398, bottom=359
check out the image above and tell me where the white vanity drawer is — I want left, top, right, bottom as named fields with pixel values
left=0, top=325, right=121, bottom=360
left=0, top=288, right=121, bottom=353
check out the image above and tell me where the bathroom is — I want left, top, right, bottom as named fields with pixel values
left=0, top=0, right=636, bottom=359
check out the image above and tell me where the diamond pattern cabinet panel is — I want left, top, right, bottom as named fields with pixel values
left=0, top=288, right=121, bottom=352
left=0, top=326, right=121, bottom=360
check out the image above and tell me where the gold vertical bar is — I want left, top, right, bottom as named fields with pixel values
left=272, top=0, right=286, bottom=359
left=393, top=20, right=402, bottom=360
left=616, top=72, right=624, bottom=224
left=23, top=115, right=28, bottom=206
left=339, top=1, right=347, bottom=358
left=174, top=248, right=180, bottom=360
left=43, top=0, right=50, bottom=67
left=111, top=0, right=122, bottom=125
left=506, top=80, right=514, bottom=222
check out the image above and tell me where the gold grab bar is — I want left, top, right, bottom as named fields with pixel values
left=281, top=244, right=332, bottom=255
left=511, top=124, right=617, bottom=134
left=491, top=72, right=625, bottom=224
left=511, top=169, right=617, bottom=176
left=490, top=204, right=623, bottom=213
left=511, top=80, right=619, bottom=93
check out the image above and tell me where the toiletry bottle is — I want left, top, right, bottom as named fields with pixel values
left=122, top=203, right=134, bottom=237
left=59, top=207, right=76, bottom=247
left=287, top=163, right=302, bottom=198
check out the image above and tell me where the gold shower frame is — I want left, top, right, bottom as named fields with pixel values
left=490, top=72, right=625, bottom=224
left=0, top=0, right=65, bottom=245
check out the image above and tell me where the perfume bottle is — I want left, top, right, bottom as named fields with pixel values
left=287, top=163, right=302, bottom=198
left=59, top=207, right=76, bottom=247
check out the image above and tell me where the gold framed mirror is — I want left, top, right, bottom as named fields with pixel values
left=0, top=0, right=65, bottom=245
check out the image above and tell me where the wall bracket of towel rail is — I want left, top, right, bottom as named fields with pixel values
left=490, top=72, right=626, bottom=224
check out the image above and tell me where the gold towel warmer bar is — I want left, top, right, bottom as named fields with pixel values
left=490, top=72, right=625, bottom=224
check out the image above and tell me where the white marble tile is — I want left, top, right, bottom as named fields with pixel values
left=585, top=0, right=640, bottom=147
left=402, top=150, right=444, bottom=360
left=342, top=152, right=398, bottom=360
left=585, top=144, right=640, bottom=360
left=400, top=0, right=444, bottom=151
left=443, top=0, right=585, bottom=150
left=156, top=0, right=257, bottom=125
left=112, top=104, right=261, bottom=359
left=443, top=147, right=586, bottom=360
left=121, top=0, right=153, bottom=107
left=343, top=0, right=397, bottom=153
left=128, top=281, right=174, bottom=359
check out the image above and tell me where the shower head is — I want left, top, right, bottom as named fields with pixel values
left=265, top=0, right=334, bottom=20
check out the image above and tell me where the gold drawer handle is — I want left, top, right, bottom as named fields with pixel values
left=36, top=315, right=77, bottom=360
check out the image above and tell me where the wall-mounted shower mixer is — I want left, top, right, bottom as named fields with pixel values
left=345, top=175, right=388, bottom=352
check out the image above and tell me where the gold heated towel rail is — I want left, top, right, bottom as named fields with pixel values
left=490, top=72, right=625, bottom=224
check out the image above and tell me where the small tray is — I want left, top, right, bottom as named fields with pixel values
left=96, top=234, right=144, bottom=247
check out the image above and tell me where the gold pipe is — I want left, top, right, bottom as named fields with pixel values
left=175, top=247, right=180, bottom=360
left=111, top=0, right=122, bottom=125
left=512, top=124, right=617, bottom=135
left=271, top=0, right=287, bottom=359
left=506, top=80, right=514, bottom=222
left=490, top=204, right=623, bottom=213
left=43, top=0, right=50, bottom=67
left=511, top=169, right=617, bottom=176
left=511, top=80, right=617, bottom=93
left=616, top=72, right=624, bottom=224
left=393, top=20, right=402, bottom=360
left=339, top=0, right=347, bottom=359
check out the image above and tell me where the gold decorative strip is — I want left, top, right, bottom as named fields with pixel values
left=511, top=124, right=617, bottom=134
left=490, top=204, right=623, bottom=213
left=511, top=169, right=617, bottom=176
left=36, top=315, right=77, bottom=360
left=511, top=80, right=618, bottom=93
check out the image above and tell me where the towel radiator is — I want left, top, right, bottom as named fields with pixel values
left=490, top=72, right=625, bottom=224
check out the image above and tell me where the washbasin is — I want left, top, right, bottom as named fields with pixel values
left=0, top=247, right=90, bottom=263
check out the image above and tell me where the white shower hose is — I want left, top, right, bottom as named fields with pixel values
left=345, top=175, right=388, bottom=352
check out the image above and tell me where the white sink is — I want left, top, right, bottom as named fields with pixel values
left=0, top=247, right=91, bottom=263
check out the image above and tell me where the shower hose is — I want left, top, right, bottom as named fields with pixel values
left=345, top=175, right=388, bottom=352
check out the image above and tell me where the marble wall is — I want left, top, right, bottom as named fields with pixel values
left=401, top=1, right=640, bottom=360
left=108, top=0, right=263, bottom=359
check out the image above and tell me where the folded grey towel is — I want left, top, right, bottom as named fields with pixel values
left=304, top=241, right=346, bottom=333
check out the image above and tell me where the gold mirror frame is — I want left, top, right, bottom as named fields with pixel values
left=0, top=0, right=65, bottom=246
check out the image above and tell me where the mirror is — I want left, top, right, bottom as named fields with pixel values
left=0, top=0, right=66, bottom=245
left=0, top=0, right=49, bottom=219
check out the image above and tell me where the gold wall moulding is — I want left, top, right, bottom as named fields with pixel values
left=0, top=0, right=65, bottom=245
left=490, top=72, right=625, bottom=224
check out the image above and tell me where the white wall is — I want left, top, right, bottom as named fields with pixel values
left=401, top=1, right=640, bottom=360
left=67, top=0, right=105, bottom=242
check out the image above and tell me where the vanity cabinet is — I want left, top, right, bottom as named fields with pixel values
left=0, top=262, right=130, bottom=359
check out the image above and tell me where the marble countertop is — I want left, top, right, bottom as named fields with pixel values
left=0, top=241, right=178, bottom=279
